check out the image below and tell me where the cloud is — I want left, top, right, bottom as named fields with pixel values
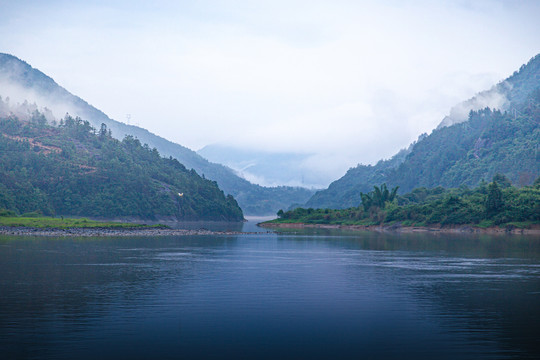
left=437, top=84, right=511, bottom=128
left=1, top=0, right=539, bottom=184
left=0, top=80, right=72, bottom=122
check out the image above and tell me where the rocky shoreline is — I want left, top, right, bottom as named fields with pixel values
left=2, top=223, right=538, bottom=237
left=259, top=222, right=540, bottom=235
left=0, top=226, right=264, bottom=237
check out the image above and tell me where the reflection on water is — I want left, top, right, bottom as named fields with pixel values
left=0, top=232, right=539, bottom=359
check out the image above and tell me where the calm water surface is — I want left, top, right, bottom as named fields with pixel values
left=1, top=224, right=539, bottom=359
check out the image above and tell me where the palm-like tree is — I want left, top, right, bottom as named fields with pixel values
left=360, top=183, right=399, bottom=210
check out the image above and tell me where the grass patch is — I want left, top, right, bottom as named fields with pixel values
left=0, top=216, right=167, bottom=229
left=477, top=220, right=495, bottom=228
left=503, top=221, right=534, bottom=229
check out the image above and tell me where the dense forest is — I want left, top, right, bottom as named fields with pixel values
left=0, top=111, right=244, bottom=221
left=0, top=52, right=314, bottom=215
left=274, top=176, right=540, bottom=228
left=306, top=54, right=540, bottom=209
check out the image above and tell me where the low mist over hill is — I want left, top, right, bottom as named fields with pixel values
left=306, top=54, right=540, bottom=209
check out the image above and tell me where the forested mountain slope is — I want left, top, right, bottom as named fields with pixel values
left=306, top=54, right=540, bottom=209
left=0, top=113, right=244, bottom=221
left=0, top=53, right=314, bottom=215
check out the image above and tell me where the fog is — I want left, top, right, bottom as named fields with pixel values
left=0, top=83, right=67, bottom=121
left=0, top=58, right=84, bottom=123
left=437, top=83, right=511, bottom=128
left=1, top=0, right=539, bottom=186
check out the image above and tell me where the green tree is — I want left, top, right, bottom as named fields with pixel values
left=360, top=183, right=399, bottom=210
left=360, top=192, right=373, bottom=211
left=30, top=110, right=47, bottom=127
left=99, top=123, right=108, bottom=138
left=492, top=173, right=512, bottom=188
left=485, top=181, right=504, bottom=217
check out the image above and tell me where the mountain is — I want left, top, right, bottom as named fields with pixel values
left=0, top=53, right=314, bottom=215
left=306, top=54, right=540, bottom=209
left=0, top=110, right=244, bottom=221
left=198, top=144, right=329, bottom=188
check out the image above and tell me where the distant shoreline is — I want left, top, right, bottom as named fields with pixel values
left=259, top=222, right=540, bottom=235
left=0, top=226, right=264, bottom=237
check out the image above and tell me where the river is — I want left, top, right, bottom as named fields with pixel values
left=1, top=220, right=539, bottom=359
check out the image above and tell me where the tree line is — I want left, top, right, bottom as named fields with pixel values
left=276, top=175, right=540, bottom=227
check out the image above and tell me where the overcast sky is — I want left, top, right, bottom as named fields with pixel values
left=1, top=0, right=539, bottom=182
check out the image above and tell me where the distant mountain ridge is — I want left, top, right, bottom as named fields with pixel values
left=198, top=144, right=331, bottom=188
left=0, top=53, right=314, bottom=215
left=306, top=53, right=540, bottom=209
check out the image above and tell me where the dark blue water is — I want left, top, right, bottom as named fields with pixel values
left=1, top=228, right=539, bottom=359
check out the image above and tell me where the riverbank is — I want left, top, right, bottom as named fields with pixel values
left=0, top=226, right=265, bottom=237
left=2, top=223, right=538, bottom=237
left=259, top=222, right=540, bottom=235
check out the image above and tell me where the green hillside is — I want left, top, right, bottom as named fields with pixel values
left=0, top=53, right=314, bottom=215
left=0, top=112, right=243, bottom=221
left=306, top=54, right=540, bottom=209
